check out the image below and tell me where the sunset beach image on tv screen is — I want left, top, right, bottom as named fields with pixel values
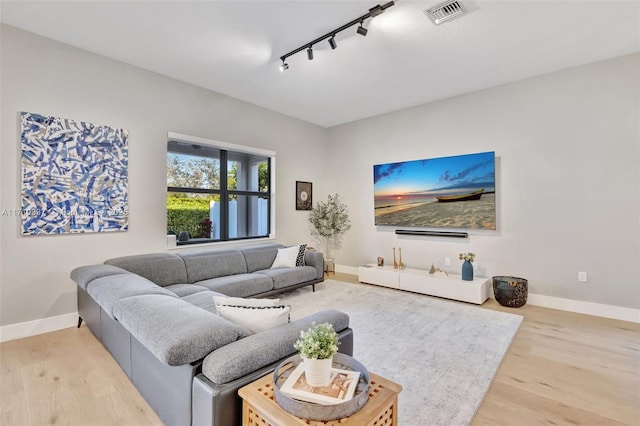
left=373, top=151, right=496, bottom=230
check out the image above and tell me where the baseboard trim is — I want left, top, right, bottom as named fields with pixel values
left=0, top=312, right=78, bottom=343
left=340, top=264, right=640, bottom=323
left=525, top=293, right=639, bottom=323
left=336, top=264, right=359, bottom=275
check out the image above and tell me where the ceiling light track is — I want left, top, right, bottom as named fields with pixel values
left=279, top=1, right=395, bottom=71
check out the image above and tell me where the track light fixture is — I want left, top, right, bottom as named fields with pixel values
left=356, top=21, right=368, bottom=36
left=328, top=35, right=338, bottom=50
left=278, top=1, right=394, bottom=71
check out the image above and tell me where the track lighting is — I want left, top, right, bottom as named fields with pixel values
left=369, top=5, right=384, bottom=17
left=278, top=1, right=394, bottom=71
left=328, top=36, right=337, bottom=50
left=356, top=22, right=368, bottom=36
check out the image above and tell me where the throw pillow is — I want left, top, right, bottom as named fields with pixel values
left=295, top=244, right=307, bottom=266
left=271, top=245, right=299, bottom=268
left=215, top=304, right=291, bottom=334
left=212, top=296, right=280, bottom=307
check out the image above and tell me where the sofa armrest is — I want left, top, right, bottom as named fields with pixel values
left=304, top=251, right=324, bottom=280
left=192, top=327, right=353, bottom=426
left=70, top=264, right=130, bottom=290
left=202, top=309, right=349, bottom=385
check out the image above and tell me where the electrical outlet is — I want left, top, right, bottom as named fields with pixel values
left=578, top=272, right=588, bottom=283
left=445, top=257, right=451, bottom=266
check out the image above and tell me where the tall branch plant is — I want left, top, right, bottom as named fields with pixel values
left=308, top=194, right=352, bottom=260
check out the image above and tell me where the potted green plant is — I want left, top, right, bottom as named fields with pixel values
left=293, top=322, right=339, bottom=387
left=308, top=193, right=352, bottom=266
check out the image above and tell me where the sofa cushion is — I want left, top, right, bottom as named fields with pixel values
left=295, top=244, right=307, bottom=266
left=198, top=274, right=273, bottom=297
left=270, top=246, right=299, bottom=269
left=215, top=304, right=291, bottom=334
left=202, top=309, right=349, bottom=384
left=87, top=274, right=178, bottom=318
left=105, top=253, right=188, bottom=287
left=179, top=249, right=247, bottom=283
left=239, top=243, right=284, bottom=273
left=255, top=266, right=318, bottom=290
left=113, top=294, right=251, bottom=366
left=164, top=283, right=210, bottom=297
left=181, top=291, right=225, bottom=314
left=70, top=264, right=130, bottom=290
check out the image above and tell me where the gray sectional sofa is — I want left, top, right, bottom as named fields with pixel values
left=70, top=243, right=354, bottom=426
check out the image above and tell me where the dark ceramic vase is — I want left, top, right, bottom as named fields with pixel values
left=461, top=260, right=473, bottom=281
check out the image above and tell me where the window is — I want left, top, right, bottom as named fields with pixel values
left=167, top=134, right=274, bottom=245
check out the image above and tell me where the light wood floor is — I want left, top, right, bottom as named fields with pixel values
left=1, top=272, right=638, bottom=425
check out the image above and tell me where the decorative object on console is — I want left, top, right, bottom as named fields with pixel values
left=461, top=261, right=473, bottom=281
left=309, top=194, right=352, bottom=264
left=459, top=252, right=475, bottom=281
left=393, top=247, right=398, bottom=269
left=21, top=111, right=129, bottom=235
left=377, top=256, right=384, bottom=267
left=294, top=322, right=340, bottom=387
left=398, top=247, right=406, bottom=270
left=374, top=151, right=496, bottom=230
left=429, top=263, right=448, bottom=276
left=296, top=181, right=313, bottom=210
left=492, top=276, right=528, bottom=307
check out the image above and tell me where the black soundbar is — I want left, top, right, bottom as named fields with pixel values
left=395, top=230, right=468, bottom=238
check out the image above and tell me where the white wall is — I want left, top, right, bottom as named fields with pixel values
left=0, top=25, right=328, bottom=327
left=327, top=54, right=640, bottom=310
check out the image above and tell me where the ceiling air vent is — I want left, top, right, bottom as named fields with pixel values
left=425, top=0, right=466, bottom=25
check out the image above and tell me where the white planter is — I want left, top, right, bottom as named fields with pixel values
left=302, top=356, right=333, bottom=387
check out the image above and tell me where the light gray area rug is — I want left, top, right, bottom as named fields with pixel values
left=279, top=279, right=523, bottom=426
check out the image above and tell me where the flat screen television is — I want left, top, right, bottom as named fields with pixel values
left=373, top=151, right=496, bottom=230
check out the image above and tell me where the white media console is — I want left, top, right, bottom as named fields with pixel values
left=358, top=264, right=490, bottom=305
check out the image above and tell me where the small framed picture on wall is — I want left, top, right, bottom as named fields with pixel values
left=296, top=181, right=313, bottom=210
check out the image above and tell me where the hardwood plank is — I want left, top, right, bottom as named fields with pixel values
left=0, top=327, right=161, bottom=425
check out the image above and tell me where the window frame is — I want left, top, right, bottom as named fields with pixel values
left=167, top=132, right=276, bottom=246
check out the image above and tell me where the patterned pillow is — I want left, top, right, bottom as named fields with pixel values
left=212, top=296, right=280, bottom=307
left=296, top=244, right=307, bottom=266
left=215, top=304, right=291, bottom=334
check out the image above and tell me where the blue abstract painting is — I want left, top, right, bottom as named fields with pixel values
left=21, top=112, right=129, bottom=235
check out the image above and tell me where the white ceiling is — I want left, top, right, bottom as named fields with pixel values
left=1, top=1, right=639, bottom=127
